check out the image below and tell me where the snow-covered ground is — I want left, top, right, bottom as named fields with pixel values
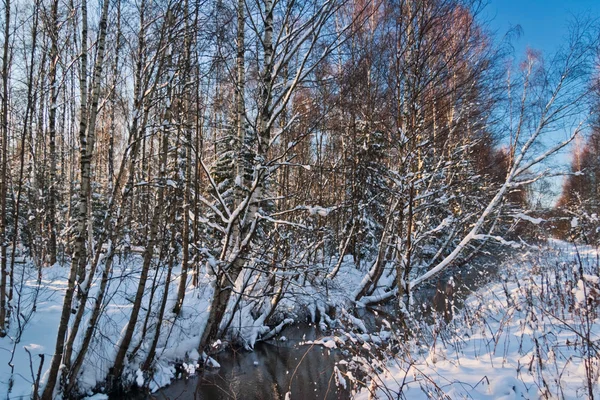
left=0, top=254, right=216, bottom=398
left=351, top=240, right=600, bottom=399
left=2, top=241, right=598, bottom=399
left=0, top=251, right=370, bottom=398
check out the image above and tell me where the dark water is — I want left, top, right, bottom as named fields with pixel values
left=150, top=325, right=349, bottom=400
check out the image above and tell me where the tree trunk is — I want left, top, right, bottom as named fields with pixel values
left=174, top=0, right=193, bottom=315
left=9, top=0, right=40, bottom=304
left=42, top=0, right=110, bottom=396
left=199, top=0, right=273, bottom=352
left=46, top=0, right=59, bottom=266
left=0, top=0, right=10, bottom=339
left=110, top=53, right=174, bottom=379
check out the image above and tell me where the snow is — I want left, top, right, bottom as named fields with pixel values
left=513, top=212, right=544, bottom=225
left=0, top=256, right=215, bottom=398
left=571, top=217, right=579, bottom=228
left=354, top=241, right=600, bottom=399
left=334, top=366, right=347, bottom=389
left=306, top=205, right=331, bottom=216
left=2, top=247, right=353, bottom=397
left=83, top=394, right=109, bottom=400
left=3, top=239, right=599, bottom=399
left=303, top=336, right=338, bottom=349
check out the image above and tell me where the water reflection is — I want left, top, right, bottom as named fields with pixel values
left=153, top=326, right=349, bottom=399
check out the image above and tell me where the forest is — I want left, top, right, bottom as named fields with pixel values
left=0, top=0, right=599, bottom=398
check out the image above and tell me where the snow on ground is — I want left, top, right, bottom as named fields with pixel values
left=354, top=240, right=600, bottom=399
left=0, top=254, right=215, bottom=398
left=0, top=252, right=370, bottom=398
left=3, top=241, right=598, bottom=399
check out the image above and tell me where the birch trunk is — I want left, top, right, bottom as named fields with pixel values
left=47, top=0, right=59, bottom=266
left=110, top=35, right=174, bottom=376
left=62, top=0, right=110, bottom=371
left=0, top=0, right=10, bottom=338
left=9, top=0, right=40, bottom=304
left=41, top=0, right=110, bottom=396
left=174, top=0, right=193, bottom=315
left=110, top=117, right=169, bottom=382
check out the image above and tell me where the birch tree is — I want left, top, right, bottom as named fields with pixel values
left=42, top=0, right=111, bottom=396
left=0, top=0, right=10, bottom=339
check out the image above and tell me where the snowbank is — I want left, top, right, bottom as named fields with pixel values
left=353, top=241, right=600, bottom=399
left=0, top=255, right=215, bottom=398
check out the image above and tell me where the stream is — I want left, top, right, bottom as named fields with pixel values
left=151, top=325, right=349, bottom=399
left=150, top=252, right=505, bottom=400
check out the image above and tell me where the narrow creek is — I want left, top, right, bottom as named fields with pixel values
left=151, top=325, right=349, bottom=399
left=150, top=253, right=505, bottom=399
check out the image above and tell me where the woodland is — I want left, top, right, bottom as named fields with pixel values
left=0, top=0, right=599, bottom=398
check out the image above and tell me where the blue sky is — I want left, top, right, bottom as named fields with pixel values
left=483, top=0, right=600, bottom=55
left=481, top=1, right=600, bottom=204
